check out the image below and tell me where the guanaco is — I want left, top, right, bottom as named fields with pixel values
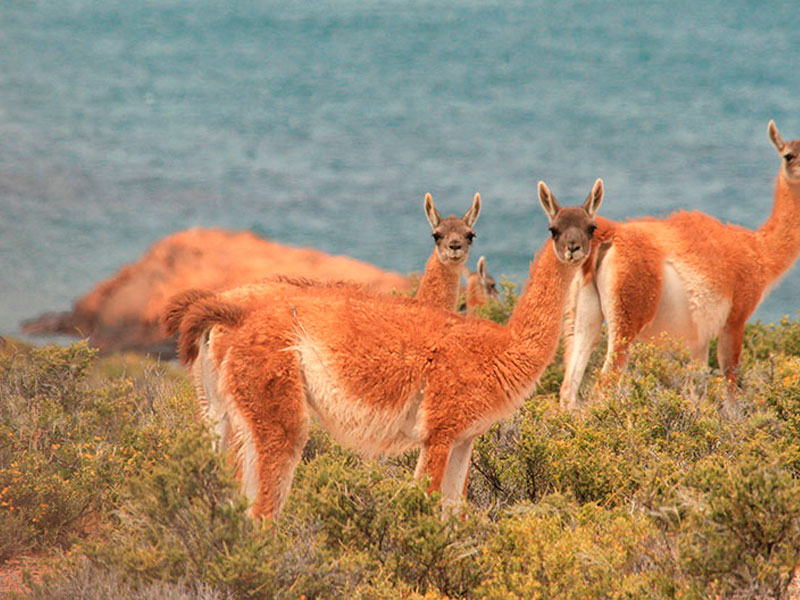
left=172, top=180, right=604, bottom=518
left=164, top=192, right=481, bottom=334
left=560, top=121, right=800, bottom=409
left=415, top=192, right=482, bottom=311
left=464, top=256, right=498, bottom=314
left=164, top=194, right=482, bottom=459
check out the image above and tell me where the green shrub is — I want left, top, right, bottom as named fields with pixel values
left=471, top=341, right=729, bottom=513
left=742, top=313, right=800, bottom=362
left=477, top=494, right=659, bottom=599
left=7, top=315, right=800, bottom=598
left=672, top=448, right=800, bottom=599
left=763, top=356, right=800, bottom=474
left=471, top=276, right=519, bottom=325
left=0, top=340, right=192, bottom=562
left=70, top=434, right=491, bottom=599
left=17, top=559, right=230, bottom=600
left=0, top=342, right=138, bottom=559
left=277, top=449, right=492, bottom=598
left=87, top=425, right=276, bottom=598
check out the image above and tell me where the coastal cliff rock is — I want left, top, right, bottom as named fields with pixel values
left=22, top=228, right=412, bottom=356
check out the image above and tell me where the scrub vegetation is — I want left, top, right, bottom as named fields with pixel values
left=2, top=293, right=800, bottom=598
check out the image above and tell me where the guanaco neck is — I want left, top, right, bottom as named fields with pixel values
left=493, top=243, right=578, bottom=402
left=756, top=174, right=800, bottom=281
left=414, top=252, right=463, bottom=311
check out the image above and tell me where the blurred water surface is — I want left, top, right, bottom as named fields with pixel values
left=1, top=0, right=798, bottom=335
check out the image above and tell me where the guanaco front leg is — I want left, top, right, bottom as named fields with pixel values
left=441, top=438, right=475, bottom=509
left=415, top=436, right=473, bottom=515
left=560, top=276, right=603, bottom=410
left=415, top=436, right=455, bottom=494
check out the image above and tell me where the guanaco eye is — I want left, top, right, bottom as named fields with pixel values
left=549, top=227, right=560, bottom=239
left=432, top=232, right=443, bottom=242
left=465, top=232, right=476, bottom=243
left=587, top=224, right=597, bottom=236
left=785, top=153, right=797, bottom=162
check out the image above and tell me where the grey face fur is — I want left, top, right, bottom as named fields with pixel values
left=538, top=179, right=603, bottom=265
left=425, top=193, right=481, bottom=264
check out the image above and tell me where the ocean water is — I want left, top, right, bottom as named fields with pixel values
left=1, top=0, right=798, bottom=338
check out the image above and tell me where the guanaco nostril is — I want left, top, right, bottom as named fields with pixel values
left=449, top=241, right=462, bottom=251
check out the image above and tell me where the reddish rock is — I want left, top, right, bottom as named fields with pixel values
left=22, top=228, right=412, bottom=356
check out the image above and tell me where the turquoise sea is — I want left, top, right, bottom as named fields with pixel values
left=1, top=0, right=798, bottom=337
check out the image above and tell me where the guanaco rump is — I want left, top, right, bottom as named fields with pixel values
left=170, top=180, right=604, bottom=519
left=164, top=194, right=482, bottom=460
left=559, top=120, right=800, bottom=410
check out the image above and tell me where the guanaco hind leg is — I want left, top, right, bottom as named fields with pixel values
left=226, top=347, right=310, bottom=520
left=193, top=342, right=233, bottom=452
left=717, top=319, right=746, bottom=383
left=596, top=243, right=663, bottom=376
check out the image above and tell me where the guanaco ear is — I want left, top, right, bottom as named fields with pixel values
left=424, top=193, right=441, bottom=229
left=583, top=178, right=604, bottom=217
left=477, top=255, right=487, bottom=282
left=538, top=181, right=560, bottom=222
left=768, top=120, right=786, bottom=154
left=463, top=193, right=481, bottom=227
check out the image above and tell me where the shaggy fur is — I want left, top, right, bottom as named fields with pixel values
left=162, top=193, right=481, bottom=341
left=560, top=121, right=800, bottom=409
left=173, top=181, right=604, bottom=519
left=162, top=289, right=215, bottom=337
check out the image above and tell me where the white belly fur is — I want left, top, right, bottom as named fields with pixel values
left=295, top=336, right=423, bottom=457
left=639, top=260, right=731, bottom=352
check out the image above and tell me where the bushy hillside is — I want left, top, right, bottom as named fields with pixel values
left=2, top=306, right=800, bottom=598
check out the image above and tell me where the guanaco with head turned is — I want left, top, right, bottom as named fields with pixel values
left=464, top=256, right=498, bottom=314
left=559, top=120, right=800, bottom=410
left=170, top=180, right=604, bottom=519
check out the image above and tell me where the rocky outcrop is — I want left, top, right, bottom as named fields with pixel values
left=21, top=228, right=412, bottom=356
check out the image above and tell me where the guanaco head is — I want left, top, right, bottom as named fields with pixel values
left=424, top=193, right=481, bottom=265
left=465, top=255, right=498, bottom=311
left=538, top=179, right=603, bottom=265
left=472, top=256, right=497, bottom=298
left=768, top=120, right=800, bottom=183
